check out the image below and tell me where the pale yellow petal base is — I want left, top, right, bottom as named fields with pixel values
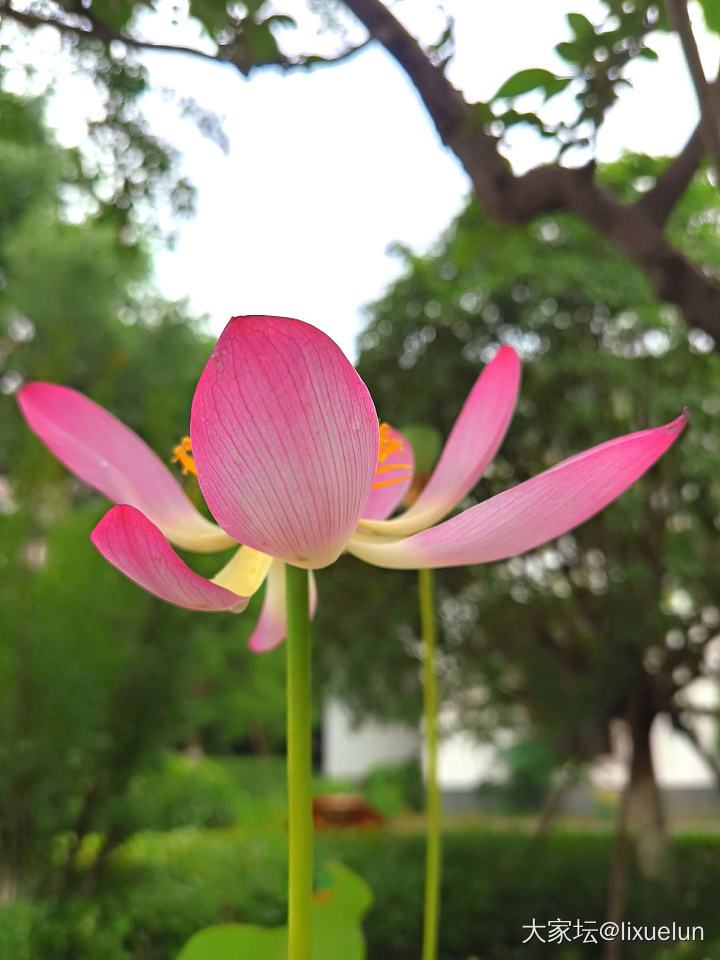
left=212, top=544, right=274, bottom=596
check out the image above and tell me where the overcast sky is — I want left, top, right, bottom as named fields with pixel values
left=31, top=0, right=719, bottom=358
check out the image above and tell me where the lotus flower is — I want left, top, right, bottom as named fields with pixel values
left=18, top=315, right=686, bottom=650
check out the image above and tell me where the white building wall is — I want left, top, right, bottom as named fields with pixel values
left=323, top=674, right=719, bottom=792
left=322, top=698, right=420, bottom=779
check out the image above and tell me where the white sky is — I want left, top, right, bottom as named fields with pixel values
left=12, top=0, right=719, bottom=358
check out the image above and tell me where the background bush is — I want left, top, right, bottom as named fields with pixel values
left=364, top=759, right=424, bottom=817
left=4, top=827, right=717, bottom=960
left=126, top=756, right=240, bottom=831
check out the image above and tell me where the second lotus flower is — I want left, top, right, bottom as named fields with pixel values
left=18, top=315, right=686, bottom=650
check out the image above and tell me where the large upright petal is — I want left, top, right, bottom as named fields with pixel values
left=91, top=505, right=247, bottom=611
left=361, top=426, right=414, bottom=521
left=359, top=345, right=521, bottom=537
left=348, top=413, right=687, bottom=569
left=18, top=383, right=234, bottom=552
left=191, top=316, right=379, bottom=568
left=248, top=561, right=318, bottom=653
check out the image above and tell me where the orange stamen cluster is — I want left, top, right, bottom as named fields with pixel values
left=373, top=422, right=412, bottom=489
left=171, top=436, right=197, bottom=477
left=378, top=422, right=402, bottom=462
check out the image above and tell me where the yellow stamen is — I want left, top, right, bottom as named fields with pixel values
left=372, top=475, right=412, bottom=489
left=378, top=422, right=402, bottom=463
left=171, top=435, right=197, bottom=476
left=374, top=422, right=411, bottom=489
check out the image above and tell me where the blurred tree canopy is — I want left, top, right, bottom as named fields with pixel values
left=0, top=89, right=286, bottom=903
left=316, top=153, right=720, bottom=871
left=3, top=0, right=720, bottom=341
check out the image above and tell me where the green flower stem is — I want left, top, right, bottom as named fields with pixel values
left=285, top=563, right=313, bottom=960
left=420, top=567, right=441, bottom=960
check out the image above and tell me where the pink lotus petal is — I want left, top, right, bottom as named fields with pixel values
left=248, top=561, right=318, bottom=653
left=360, top=345, right=520, bottom=536
left=191, top=316, right=378, bottom=568
left=18, top=383, right=233, bottom=553
left=362, top=426, right=415, bottom=521
left=348, top=413, right=687, bottom=569
left=91, top=505, right=247, bottom=611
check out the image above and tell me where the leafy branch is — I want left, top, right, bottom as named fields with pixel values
left=5, top=0, right=720, bottom=343
left=0, top=1, right=368, bottom=74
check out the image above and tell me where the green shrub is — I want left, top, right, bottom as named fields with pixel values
left=0, top=901, right=44, bottom=960
left=126, top=756, right=239, bottom=831
left=498, top=739, right=561, bottom=812
left=364, top=759, right=424, bottom=816
left=5, top=827, right=720, bottom=959
left=311, top=774, right=357, bottom=795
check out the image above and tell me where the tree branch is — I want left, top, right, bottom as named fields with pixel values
left=0, top=1, right=222, bottom=63
left=666, top=0, right=720, bottom=174
left=0, top=2, right=368, bottom=73
left=343, top=0, right=720, bottom=344
left=6, top=0, right=720, bottom=341
left=637, top=124, right=704, bottom=227
left=639, top=57, right=720, bottom=227
left=342, top=0, right=510, bottom=191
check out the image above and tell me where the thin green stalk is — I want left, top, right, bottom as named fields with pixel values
left=285, top=564, right=313, bottom=960
left=420, top=567, right=441, bottom=960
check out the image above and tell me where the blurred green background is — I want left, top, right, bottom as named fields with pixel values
left=2, top=2, right=720, bottom=958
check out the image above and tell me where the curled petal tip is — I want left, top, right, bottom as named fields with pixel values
left=248, top=635, right=272, bottom=654
left=17, top=380, right=49, bottom=411
left=667, top=409, right=689, bottom=434
left=497, top=343, right=520, bottom=361
left=91, top=505, right=246, bottom=611
left=17, top=381, right=35, bottom=401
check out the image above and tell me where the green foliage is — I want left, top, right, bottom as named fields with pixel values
left=488, top=2, right=666, bottom=153
left=1, top=25, right=194, bottom=236
left=0, top=91, right=287, bottom=904
left=5, top=826, right=718, bottom=959
left=400, top=425, right=442, bottom=476
left=180, top=922, right=287, bottom=960
left=698, top=0, right=720, bottom=34
left=317, top=156, right=720, bottom=780
left=0, top=900, right=42, bottom=960
left=177, top=863, right=372, bottom=960
left=498, top=740, right=561, bottom=812
left=364, top=759, right=424, bottom=816
left=127, top=756, right=240, bottom=831
left=494, top=68, right=571, bottom=100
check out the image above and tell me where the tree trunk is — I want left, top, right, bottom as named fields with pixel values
left=81, top=826, right=123, bottom=896
left=606, top=778, right=631, bottom=960
left=249, top=722, right=269, bottom=756
left=625, top=710, right=666, bottom=878
left=605, top=710, right=666, bottom=960
left=183, top=732, right=205, bottom=760
left=0, top=868, right=19, bottom=906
